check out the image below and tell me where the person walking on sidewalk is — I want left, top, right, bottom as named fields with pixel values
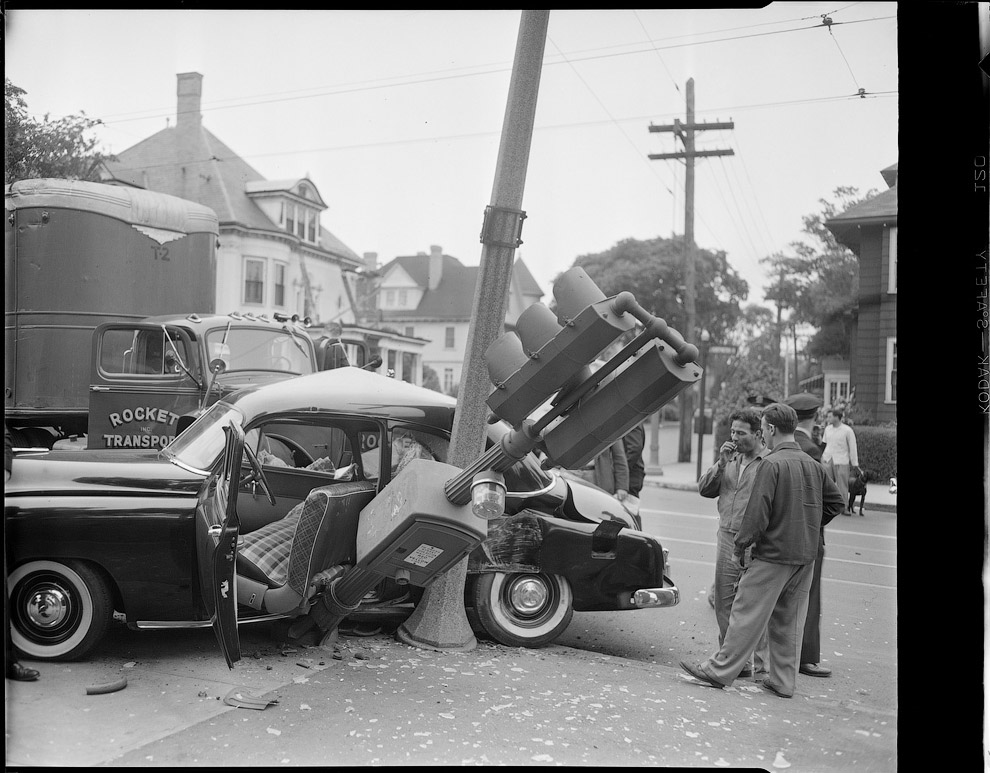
left=822, top=408, right=858, bottom=515
left=621, top=421, right=646, bottom=515
left=681, top=403, right=844, bottom=699
left=785, top=392, right=832, bottom=679
left=697, top=407, right=770, bottom=678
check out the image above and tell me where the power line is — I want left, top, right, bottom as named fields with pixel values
left=22, top=12, right=895, bottom=132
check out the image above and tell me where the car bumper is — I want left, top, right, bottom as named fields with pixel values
left=631, top=577, right=680, bottom=608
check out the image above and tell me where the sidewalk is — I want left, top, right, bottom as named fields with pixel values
left=641, top=426, right=896, bottom=513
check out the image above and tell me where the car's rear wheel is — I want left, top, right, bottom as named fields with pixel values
left=8, top=560, right=113, bottom=661
left=467, top=571, right=573, bottom=648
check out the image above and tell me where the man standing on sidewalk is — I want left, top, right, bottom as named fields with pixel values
left=697, top=407, right=769, bottom=678
left=785, top=392, right=832, bottom=679
left=822, top=408, right=858, bottom=515
left=681, top=403, right=844, bottom=698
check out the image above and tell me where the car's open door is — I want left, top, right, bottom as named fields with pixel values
left=196, top=423, right=243, bottom=668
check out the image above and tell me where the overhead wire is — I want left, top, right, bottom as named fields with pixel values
left=24, top=11, right=895, bottom=132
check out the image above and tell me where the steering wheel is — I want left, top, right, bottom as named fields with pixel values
left=242, top=442, right=277, bottom=506
left=266, top=433, right=315, bottom=467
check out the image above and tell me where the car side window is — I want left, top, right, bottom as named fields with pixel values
left=366, top=426, right=449, bottom=483
left=245, top=420, right=373, bottom=481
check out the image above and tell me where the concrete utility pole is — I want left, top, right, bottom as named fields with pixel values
left=396, top=9, right=549, bottom=651
left=648, top=78, right=733, bottom=463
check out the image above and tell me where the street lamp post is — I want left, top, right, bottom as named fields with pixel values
left=695, top=330, right=711, bottom=482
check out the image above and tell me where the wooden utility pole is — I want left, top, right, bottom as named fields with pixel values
left=648, top=78, right=734, bottom=464
left=396, top=9, right=549, bottom=651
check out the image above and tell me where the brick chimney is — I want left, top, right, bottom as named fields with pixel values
left=428, top=245, right=443, bottom=290
left=176, top=72, right=203, bottom=129
left=363, top=252, right=379, bottom=272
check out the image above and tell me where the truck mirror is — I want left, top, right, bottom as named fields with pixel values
left=209, top=358, right=228, bottom=374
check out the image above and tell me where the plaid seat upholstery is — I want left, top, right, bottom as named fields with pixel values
left=238, top=482, right=376, bottom=596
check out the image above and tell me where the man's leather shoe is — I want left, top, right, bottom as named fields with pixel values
left=7, top=662, right=39, bottom=682
left=679, top=661, right=725, bottom=689
left=757, top=678, right=792, bottom=698
left=799, top=662, right=832, bottom=677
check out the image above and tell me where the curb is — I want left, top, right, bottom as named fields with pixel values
left=642, top=477, right=896, bottom=514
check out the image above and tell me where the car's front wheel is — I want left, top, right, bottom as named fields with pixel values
left=8, top=560, right=113, bottom=661
left=466, top=571, right=573, bottom=648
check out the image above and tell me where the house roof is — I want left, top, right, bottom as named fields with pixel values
left=101, top=126, right=360, bottom=263
left=880, top=163, right=897, bottom=188
left=824, top=185, right=897, bottom=251
left=378, top=254, right=544, bottom=321
left=511, top=257, right=543, bottom=297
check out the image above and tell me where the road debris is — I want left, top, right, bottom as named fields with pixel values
left=85, top=677, right=127, bottom=695
left=223, top=687, right=279, bottom=710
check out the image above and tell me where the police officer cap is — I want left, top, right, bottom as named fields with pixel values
left=784, top=392, right=822, bottom=418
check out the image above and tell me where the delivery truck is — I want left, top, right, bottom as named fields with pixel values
left=5, top=178, right=318, bottom=449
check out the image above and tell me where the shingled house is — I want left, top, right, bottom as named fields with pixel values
left=97, top=72, right=425, bottom=377
left=825, top=162, right=898, bottom=424
left=375, top=245, right=544, bottom=395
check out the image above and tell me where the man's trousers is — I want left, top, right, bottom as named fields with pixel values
left=700, top=558, right=814, bottom=697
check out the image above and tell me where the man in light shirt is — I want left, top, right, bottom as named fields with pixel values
left=821, top=408, right=858, bottom=515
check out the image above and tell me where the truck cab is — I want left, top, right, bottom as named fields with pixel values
left=88, top=312, right=318, bottom=449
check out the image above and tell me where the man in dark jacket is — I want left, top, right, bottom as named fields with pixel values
left=680, top=403, right=844, bottom=698
left=5, top=425, right=41, bottom=681
left=785, top=392, right=832, bottom=679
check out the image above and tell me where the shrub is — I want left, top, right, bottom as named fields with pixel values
left=854, top=425, right=897, bottom=482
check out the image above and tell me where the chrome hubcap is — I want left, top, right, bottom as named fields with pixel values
left=26, top=587, right=70, bottom=629
left=508, top=577, right=549, bottom=614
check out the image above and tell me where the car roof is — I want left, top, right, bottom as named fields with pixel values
left=223, top=367, right=458, bottom=427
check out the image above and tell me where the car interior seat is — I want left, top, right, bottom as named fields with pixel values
left=234, top=481, right=377, bottom=615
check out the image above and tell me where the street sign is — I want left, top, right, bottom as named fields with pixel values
left=708, top=345, right=737, bottom=355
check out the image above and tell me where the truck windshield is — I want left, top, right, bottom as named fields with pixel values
left=161, top=402, right=244, bottom=473
left=206, top=327, right=314, bottom=375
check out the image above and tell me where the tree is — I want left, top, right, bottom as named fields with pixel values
left=421, top=364, right=441, bottom=393
left=760, top=187, right=874, bottom=361
left=5, top=78, right=113, bottom=184
left=566, top=235, right=749, bottom=344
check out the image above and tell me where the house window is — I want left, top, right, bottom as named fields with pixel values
left=885, top=338, right=897, bottom=403
left=445, top=327, right=455, bottom=349
left=887, top=226, right=897, bottom=294
left=296, top=208, right=305, bottom=239
left=244, top=258, right=265, bottom=304
left=828, top=378, right=849, bottom=407
left=274, top=262, right=287, bottom=307
left=385, top=290, right=395, bottom=307
left=398, top=289, right=408, bottom=307
left=443, top=368, right=454, bottom=394
left=405, top=326, right=415, bottom=337
left=285, top=206, right=295, bottom=235
left=308, top=214, right=317, bottom=243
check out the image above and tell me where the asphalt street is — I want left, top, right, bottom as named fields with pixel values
left=5, top=483, right=899, bottom=769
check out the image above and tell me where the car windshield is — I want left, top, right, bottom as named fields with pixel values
left=486, top=421, right=555, bottom=493
left=161, top=402, right=244, bottom=473
left=206, top=326, right=314, bottom=375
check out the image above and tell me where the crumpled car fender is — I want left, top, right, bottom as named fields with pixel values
left=467, top=510, right=666, bottom=612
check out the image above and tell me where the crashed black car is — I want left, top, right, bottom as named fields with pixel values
left=5, top=367, right=678, bottom=663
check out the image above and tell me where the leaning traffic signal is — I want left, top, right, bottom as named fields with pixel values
left=540, top=339, right=701, bottom=469
left=486, top=268, right=636, bottom=427
left=483, top=266, right=701, bottom=471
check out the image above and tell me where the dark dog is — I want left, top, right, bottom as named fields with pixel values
left=847, top=467, right=869, bottom=515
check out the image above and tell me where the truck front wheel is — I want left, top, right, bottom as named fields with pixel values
left=8, top=560, right=113, bottom=662
left=466, top=571, right=573, bottom=648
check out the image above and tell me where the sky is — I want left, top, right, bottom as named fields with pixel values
left=4, top=5, right=899, bottom=307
